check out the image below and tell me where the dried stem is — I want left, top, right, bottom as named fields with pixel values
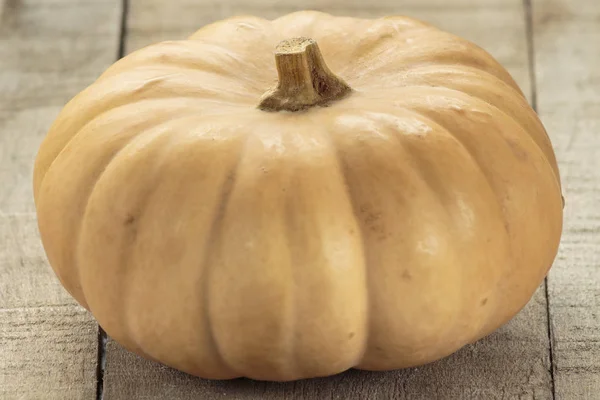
left=258, top=37, right=352, bottom=112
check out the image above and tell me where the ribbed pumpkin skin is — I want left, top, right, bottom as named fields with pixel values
left=33, top=12, right=563, bottom=381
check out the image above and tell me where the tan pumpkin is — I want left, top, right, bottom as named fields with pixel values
left=33, top=11, right=563, bottom=381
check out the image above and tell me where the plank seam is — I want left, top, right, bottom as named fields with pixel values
left=97, top=1, right=130, bottom=399
left=118, top=0, right=130, bottom=60
left=524, top=0, right=556, bottom=399
left=544, top=278, right=557, bottom=400
left=96, top=327, right=108, bottom=400
left=524, top=0, right=538, bottom=111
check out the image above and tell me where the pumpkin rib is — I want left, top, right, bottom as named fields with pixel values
left=76, top=115, right=196, bottom=337
left=380, top=89, right=527, bottom=205
left=188, top=15, right=273, bottom=42
left=362, top=84, right=560, bottom=190
left=208, top=125, right=319, bottom=380
left=349, top=30, right=520, bottom=95
left=394, top=63, right=557, bottom=171
left=360, top=63, right=525, bottom=103
left=423, top=85, right=560, bottom=189
left=36, top=97, right=219, bottom=199
left=361, top=100, right=509, bottom=231
left=383, top=93, right=560, bottom=331
left=58, top=126, right=143, bottom=310
left=270, top=122, right=368, bottom=379
left=383, top=110, right=508, bottom=339
left=404, top=88, right=561, bottom=286
left=351, top=62, right=517, bottom=100
left=443, top=35, right=523, bottom=96
left=332, top=99, right=506, bottom=207
left=379, top=111, right=474, bottom=347
left=95, top=68, right=258, bottom=103
left=90, top=70, right=257, bottom=114
left=202, top=130, right=252, bottom=379
left=339, top=106, right=507, bottom=346
left=189, top=14, right=271, bottom=37
left=325, top=122, right=371, bottom=369
left=99, top=41, right=261, bottom=83
left=106, top=115, right=252, bottom=379
left=34, top=92, right=244, bottom=194
left=111, top=64, right=270, bottom=94
left=328, top=108, right=474, bottom=369
left=99, top=133, right=169, bottom=356
left=78, top=114, right=249, bottom=379
left=36, top=106, right=195, bottom=309
left=416, top=67, right=556, bottom=177
left=354, top=58, right=520, bottom=97
left=163, top=118, right=255, bottom=379
left=206, top=128, right=295, bottom=380
left=341, top=25, right=434, bottom=78
left=283, top=130, right=323, bottom=379
left=394, top=106, right=513, bottom=336
left=422, top=88, right=562, bottom=327
left=281, top=187, right=299, bottom=379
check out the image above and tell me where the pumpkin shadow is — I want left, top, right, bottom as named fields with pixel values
left=198, top=287, right=551, bottom=398
left=105, top=287, right=550, bottom=399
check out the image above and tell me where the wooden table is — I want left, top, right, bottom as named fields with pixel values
left=1, top=0, right=598, bottom=398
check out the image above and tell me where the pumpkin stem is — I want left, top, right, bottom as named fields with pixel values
left=258, top=37, right=352, bottom=112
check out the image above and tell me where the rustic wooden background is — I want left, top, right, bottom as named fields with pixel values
left=1, top=0, right=598, bottom=399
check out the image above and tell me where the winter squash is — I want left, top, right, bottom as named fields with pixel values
left=33, top=11, right=563, bottom=381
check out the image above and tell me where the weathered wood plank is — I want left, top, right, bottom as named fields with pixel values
left=124, top=0, right=531, bottom=101
left=0, top=214, right=99, bottom=399
left=0, top=0, right=123, bottom=398
left=0, top=214, right=73, bottom=308
left=103, top=1, right=553, bottom=399
left=532, top=0, right=600, bottom=398
left=0, top=0, right=122, bottom=213
left=0, top=305, right=99, bottom=399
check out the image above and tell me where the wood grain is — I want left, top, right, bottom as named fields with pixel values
left=0, top=214, right=73, bottom=308
left=0, top=0, right=122, bottom=398
left=0, top=0, right=122, bottom=213
left=0, top=214, right=99, bottom=399
left=124, top=0, right=531, bottom=101
left=102, top=1, right=553, bottom=398
left=532, top=0, right=600, bottom=398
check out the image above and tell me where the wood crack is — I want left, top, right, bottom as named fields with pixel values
left=96, top=1, right=130, bottom=400
left=524, top=0, right=556, bottom=398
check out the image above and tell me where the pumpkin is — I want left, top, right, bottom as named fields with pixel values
left=33, top=11, right=563, bottom=381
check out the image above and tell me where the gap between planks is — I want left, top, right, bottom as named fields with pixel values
left=96, top=1, right=131, bottom=399
left=524, top=0, right=556, bottom=398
